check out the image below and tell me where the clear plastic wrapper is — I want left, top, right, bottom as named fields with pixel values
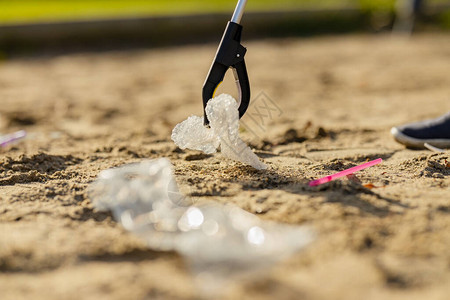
left=90, top=158, right=314, bottom=294
left=171, top=115, right=220, bottom=155
left=171, top=94, right=267, bottom=170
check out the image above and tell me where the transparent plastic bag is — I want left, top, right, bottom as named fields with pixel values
left=90, top=158, right=314, bottom=294
left=171, top=94, right=267, bottom=170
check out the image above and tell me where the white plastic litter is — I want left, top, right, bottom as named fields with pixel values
left=172, top=94, right=267, bottom=170
left=90, top=158, right=314, bottom=293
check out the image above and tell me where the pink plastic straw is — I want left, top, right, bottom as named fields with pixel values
left=309, top=158, right=383, bottom=187
left=0, top=130, right=27, bottom=147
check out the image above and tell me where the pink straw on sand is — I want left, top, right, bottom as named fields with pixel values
left=0, top=130, right=27, bottom=147
left=309, top=158, right=383, bottom=187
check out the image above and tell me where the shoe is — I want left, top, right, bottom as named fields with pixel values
left=391, top=112, right=450, bottom=149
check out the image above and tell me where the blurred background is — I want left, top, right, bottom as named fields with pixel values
left=0, top=0, right=449, bottom=57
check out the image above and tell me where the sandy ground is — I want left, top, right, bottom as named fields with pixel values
left=0, top=33, right=449, bottom=300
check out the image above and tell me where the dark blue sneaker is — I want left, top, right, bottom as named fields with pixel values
left=391, top=112, right=450, bottom=149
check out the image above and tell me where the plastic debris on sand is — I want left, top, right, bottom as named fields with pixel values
left=90, top=158, right=314, bottom=294
left=0, top=130, right=26, bottom=148
left=171, top=94, right=267, bottom=170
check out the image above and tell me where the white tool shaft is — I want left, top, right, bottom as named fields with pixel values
left=231, top=0, right=248, bottom=24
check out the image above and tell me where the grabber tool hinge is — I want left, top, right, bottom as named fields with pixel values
left=202, top=0, right=250, bottom=126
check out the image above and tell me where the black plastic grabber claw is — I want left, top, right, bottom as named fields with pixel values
left=202, top=0, right=250, bottom=126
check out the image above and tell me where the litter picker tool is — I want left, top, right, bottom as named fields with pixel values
left=202, top=0, right=250, bottom=125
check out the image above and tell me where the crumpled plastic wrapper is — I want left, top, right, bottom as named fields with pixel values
left=90, top=158, right=314, bottom=294
left=171, top=94, right=267, bottom=170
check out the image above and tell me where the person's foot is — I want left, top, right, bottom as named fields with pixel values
left=391, top=112, right=450, bottom=149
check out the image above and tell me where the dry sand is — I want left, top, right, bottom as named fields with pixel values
left=0, top=33, right=449, bottom=300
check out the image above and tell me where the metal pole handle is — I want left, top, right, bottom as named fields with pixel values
left=231, top=0, right=248, bottom=24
